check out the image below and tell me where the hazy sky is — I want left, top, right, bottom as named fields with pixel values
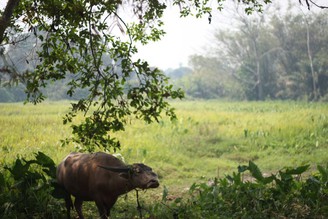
left=135, top=7, right=219, bottom=70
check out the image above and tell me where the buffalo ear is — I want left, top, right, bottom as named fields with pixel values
left=119, top=172, right=129, bottom=179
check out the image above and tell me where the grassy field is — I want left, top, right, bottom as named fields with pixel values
left=1, top=100, right=327, bottom=183
left=1, top=100, right=328, bottom=217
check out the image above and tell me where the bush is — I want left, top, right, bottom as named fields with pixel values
left=160, top=161, right=328, bottom=219
left=0, top=152, right=64, bottom=219
left=1, top=154, right=327, bottom=218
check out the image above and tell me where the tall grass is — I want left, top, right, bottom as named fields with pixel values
left=115, top=101, right=328, bottom=185
left=1, top=100, right=327, bottom=187
left=0, top=102, right=72, bottom=162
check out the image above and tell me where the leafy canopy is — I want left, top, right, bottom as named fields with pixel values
left=0, top=0, right=324, bottom=151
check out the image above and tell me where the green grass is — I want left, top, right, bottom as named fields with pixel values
left=1, top=100, right=328, bottom=183
left=115, top=101, right=328, bottom=185
left=1, top=100, right=328, bottom=218
left=0, top=102, right=73, bottom=162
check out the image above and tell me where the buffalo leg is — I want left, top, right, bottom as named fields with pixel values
left=74, top=198, right=84, bottom=219
left=95, top=201, right=108, bottom=219
left=64, top=193, right=73, bottom=219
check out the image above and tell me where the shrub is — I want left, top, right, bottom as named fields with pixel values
left=161, top=162, right=328, bottom=218
left=0, top=152, right=64, bottom=219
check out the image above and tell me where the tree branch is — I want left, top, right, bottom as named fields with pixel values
left=299, top=0, right=328, bottom=10
left=309, top=0, right=328, bottom=9
left=0, top=0, right=21, bottom=45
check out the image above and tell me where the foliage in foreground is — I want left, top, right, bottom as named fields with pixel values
left=1, top=153, right=328, bottom=218
left=0, top=152, right=63, bottom=219
left=153, top=161, right=328, bottom=219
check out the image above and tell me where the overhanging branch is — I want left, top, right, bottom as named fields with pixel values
left=299, top=0, right=328, bottom=10
left=0, top=0, right=21, bottom=45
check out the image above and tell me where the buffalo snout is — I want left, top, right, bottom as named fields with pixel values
left=146, top=178, right=160, bottom=188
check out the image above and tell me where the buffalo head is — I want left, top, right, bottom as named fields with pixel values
left=98, top=163, right=159, bottom=189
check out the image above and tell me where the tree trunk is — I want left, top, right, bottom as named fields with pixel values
left=0, top=0, right=21, bottom=45
left=305, top=16, right=318, bottom=100
left=256, top=58, right=264, bottom=100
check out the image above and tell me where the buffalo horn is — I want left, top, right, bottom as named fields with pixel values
left=98, top=165, right=131, bottom=172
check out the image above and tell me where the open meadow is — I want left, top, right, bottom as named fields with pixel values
left=1, top=100, right=327, bottom=183
left=1, top=100, right=328, bottom=218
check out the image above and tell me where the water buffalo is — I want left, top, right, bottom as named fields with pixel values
left=56, top=152, right=159, bottom=219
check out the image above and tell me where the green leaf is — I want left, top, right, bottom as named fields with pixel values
left=238, top=165, right=248, bottom=173
left=285, top=165, right=310, bottom=175
left=35, top=152, right=56, bottom=167
left=162, top=185, right=169, bottom=202
left=248, top=161, right=264, bottom=182
left=317, top=165, right=328, bottom=182
left=4, top=159, right=30, bottom=180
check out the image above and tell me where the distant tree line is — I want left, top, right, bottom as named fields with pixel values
left=172, top=4, right=328, bottom=101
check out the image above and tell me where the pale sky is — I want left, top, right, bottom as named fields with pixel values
left=135, top=7, right=218, bottom=70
